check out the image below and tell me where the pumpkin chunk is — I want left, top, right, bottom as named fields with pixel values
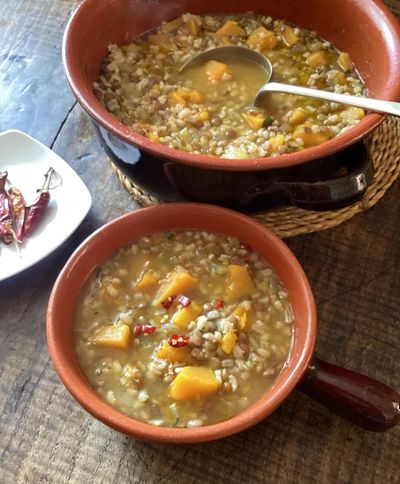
left=157, top=343, right=194, bottom=364
left=92, top=324, right=130, bottom=350
left=169, top=87, right=203, bottom=106
left=247, top=26, right=278, bottom=50
left=135, top=271, right=157, bottom=290
left=170, top=366, right=219, bottom=401
left=281, top=25, right=299, bottom=46
left=242, top=112, right=265, bottom=130
left=221, top=331, right=237, bottom=354
left=205, top=60, right=232, bottom=81
left=187, top=18, right=199, bottom=35
left=226, top=264, right=255, bottom=302
left=307, top=51, right=328, bottom=69
left=215, top=20, right=245, bottom=37
left=233, top=307, right=253, bottom=332
left=173, top=301, right=202, bottom=329
left=293, top=126, right=330, bottom=147
left=338, top=52, right=353, bottom=73
left=288, top=108, right=307, bottom=126
left=340, top=107, right=365, bottom=121
left=154, top=270, right=198, bottom=306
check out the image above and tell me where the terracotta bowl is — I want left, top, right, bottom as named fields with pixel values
left=46, top=204, right=400, bottom=443
left=61, top=0, right=400, bottom=209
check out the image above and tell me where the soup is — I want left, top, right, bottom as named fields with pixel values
left=94, top=13, right=365, bottom=158
left=74, top=231, right=294, bottom=428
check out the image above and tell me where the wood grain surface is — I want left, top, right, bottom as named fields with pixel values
left=0, top=1, right=399, bottom=483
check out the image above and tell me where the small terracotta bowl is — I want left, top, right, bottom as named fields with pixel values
left=46, top=204, right=400, bottom=442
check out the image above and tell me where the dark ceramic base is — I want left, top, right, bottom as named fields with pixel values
left=94, top=123, right=374, bottom=212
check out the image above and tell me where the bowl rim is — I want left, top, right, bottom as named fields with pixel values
left=62, top=0, right=400, bottom=172
left=46, top=203, right=317, bottom=443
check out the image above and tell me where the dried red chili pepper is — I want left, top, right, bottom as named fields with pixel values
left=178, top=295, right=192, bottom=307
left=0, top=172, right=13, bottom=244
left=8, top=186, right=26, bottom=243
left=161, top=295, right=176, bottom=309
left=214, top=299, right=224, bottom=309
left=169, top=334, right=190, bottom=348
left=133, top=324, right=157, bottom=337
left=23, top=167, right=54, bottom=238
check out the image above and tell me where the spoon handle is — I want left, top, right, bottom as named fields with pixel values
left=258, top=82, right=400, bottom=116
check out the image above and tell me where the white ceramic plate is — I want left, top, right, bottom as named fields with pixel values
left=0, top=130, right=92, bottom=282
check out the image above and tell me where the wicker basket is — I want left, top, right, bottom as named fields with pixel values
left=109, top=116, right=400, bottom=238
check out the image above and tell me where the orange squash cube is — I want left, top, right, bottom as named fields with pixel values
left=154, top=270, right=198, bottom=306
left=215, top=20, right=245, bottom=38
left=135, top=271, right=157, bottom=290
left=226, top=264, right=255, bottom=302
left=221, top=331, right=237, bottom=354
left=205, top=60, right=232, bottom=81
left=92, top=324, right=131, bottom=350
left=170, top=366, right=220, bottom=401
left=307, top=51, right=328, bottom=69
left=172, top=301, right=202, bottom=329
left=247, top=27, right=278, bottom=50
left=157, top=343, right=194, bottom=364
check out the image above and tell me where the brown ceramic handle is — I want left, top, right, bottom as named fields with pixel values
left=298, top=357, right=400, bottom=431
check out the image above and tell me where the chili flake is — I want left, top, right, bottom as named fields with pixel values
left=161, top=295, right=176, bottom=309
left=169, top=334, right=190, bottom=347
left=178, top=295, right=192, bottom=307
left=214, top=299, right=224, bottom=309
left=133, top=324, right=157, bottom=337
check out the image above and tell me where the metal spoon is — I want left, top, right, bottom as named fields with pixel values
left=180, top=46, right=400, bottom=116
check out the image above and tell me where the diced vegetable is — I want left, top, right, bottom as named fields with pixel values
left=288, top=108, right=307, bottom=126
left=198, top=110, right=209, bottom=121
left=205, top=60, right=232, bottom=81
left=154, top=270, right=198, bottom=306
left=338, top=52, right=353, bottom=73
left=242, top=112, right=265, bottom=130
left=215, top=20, right=245, bottom=37
left=148, top=33, right=174, bottom=52
left=340, top=107, right=365, bottom=121
left=157, top=342, right=194, bottom=364
left=92, top=324, right=130, bottom=349
left=247, top=26, right=277, bottom=50
left=268, top=134, right=286, bottom=151
left=233, top=306, right=252, bottom=333
left=170, top=366, right=219, bottom=401
left=187, top=18, right=199, bottom=35
left=221, top=331, right=237, bottom=353
left=281, top=25, right=299, bottom=46
left=169, top=87, right=204, bottom=106
left=173, top=301, right=202, bottom=329
left=162, top=16, right=183, bottom=33
left=135, top=271, right=157, bottom=290
left=293, top=126, right=330, bottom=147
left=226, top=264, right=255, bottom=302
left=307, top=51, right=328, bottom=69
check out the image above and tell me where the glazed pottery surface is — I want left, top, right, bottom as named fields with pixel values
left=47, top=204, right=316, bottom=443
left=63, top=0, right=400, bottom=208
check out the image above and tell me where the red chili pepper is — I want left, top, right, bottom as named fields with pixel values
left=169, top=334, right=190, bottom=347
left=133, top=324, right=157, bottom=337
left=8, top=186, right=26, bottom=243
left=0, top=172, right=13, bottom=244
left=178, top=295, right=192, bottom=307
left=23, top=167, right=54, bottom=238
left=161, top=295, right=176, bottom=309
left=214, top=299, right=224, bottom=309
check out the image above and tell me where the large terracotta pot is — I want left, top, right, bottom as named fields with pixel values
left=46, top=204, right=400, bottom=443
left=63, top=0, right=400, bottom=209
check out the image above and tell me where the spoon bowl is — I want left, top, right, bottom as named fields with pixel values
left=181, top=46, right=400, bottom=116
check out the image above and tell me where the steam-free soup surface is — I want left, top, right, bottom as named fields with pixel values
left=74, top=231, right=294, bottom=428
left=94, top=13, right=365, bottom=158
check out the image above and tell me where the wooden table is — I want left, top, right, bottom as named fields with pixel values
left=1, top=1, right=399, bottom=482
